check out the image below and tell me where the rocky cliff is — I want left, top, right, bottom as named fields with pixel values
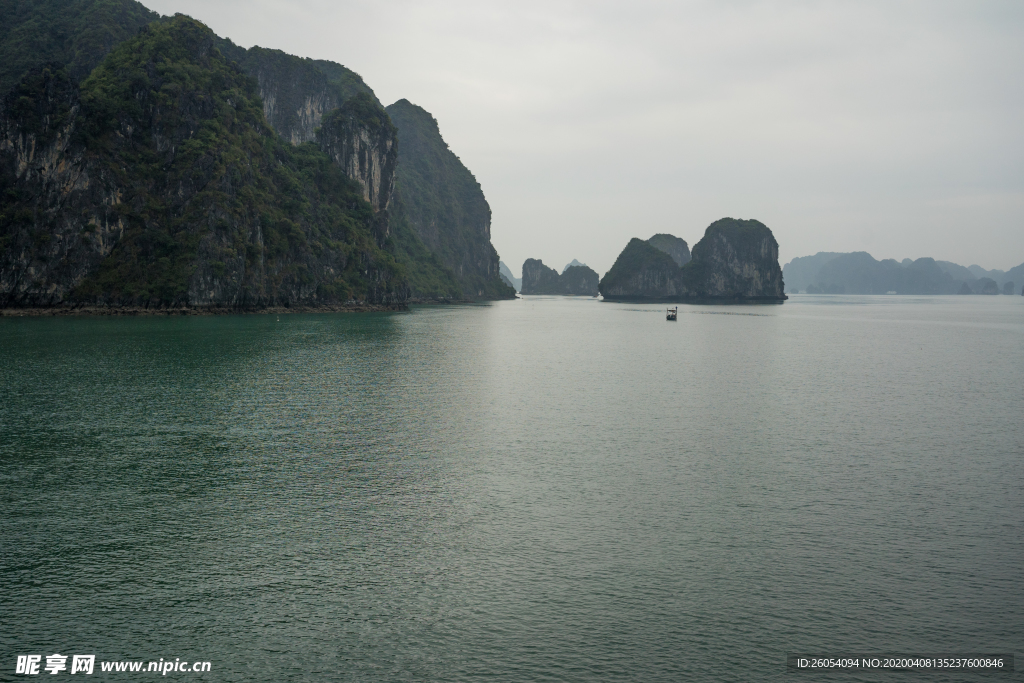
left=0, top=17, right=404, bottom=309
left=599, top=218, right=786, bottom=301
left=559, top=264, right=600, bottom=296
left=315, top=93, right=397, bottom=232
left=682, top=219, right=785, bottom=299
left=521, top=258, right=598, bottom=296
left=210, top=39, right=466, bottom=300
left=521, top=259, right=561, bottom=294
left=385, top=99, right=514, bottom=300
left=599, top=240, right=684, bottom=299
left=647, top=234, right=690, bottom=267
left=214, top=39, right=377, bottom=146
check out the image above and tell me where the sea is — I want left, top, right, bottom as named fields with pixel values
left=1, top=295, right=1022, bottom=682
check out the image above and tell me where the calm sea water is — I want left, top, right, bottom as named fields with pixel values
left=1, top=295, right=1022, bottom=682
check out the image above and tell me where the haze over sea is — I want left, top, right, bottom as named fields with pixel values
left=2, top=296, right=1022, bottom=682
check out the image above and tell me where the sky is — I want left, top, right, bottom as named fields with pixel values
left=143, top=0, right=1024, bottom=277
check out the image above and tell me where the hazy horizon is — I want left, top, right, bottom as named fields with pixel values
left=142, top=0, right=1024, bottom=276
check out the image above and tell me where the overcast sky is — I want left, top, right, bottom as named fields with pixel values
left=144, top=0, right=1024, bottom=276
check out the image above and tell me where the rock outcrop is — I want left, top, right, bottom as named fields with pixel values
left=521, top=258, right=598, bottom=296
left=0, top=17, right=404, bottom=309
left=599, top=218, right=786, bottom=301
left=647, top=234, right=690, bottom=267
left=559, top=264, right=600, bottom=296
left=316, top=93, right=397, bottom=242
left=599, top=240, right=684, bottom=299
left=685, top=219, right=785, bottom=299
left=385, top=99, right=514, bottom=299
left=213, top=40, right=378, bottom=146
left=521, top=259, right=562, bottom=294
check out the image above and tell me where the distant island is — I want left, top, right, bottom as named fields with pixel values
left=498, top=261, right=521, bottom=291
left=520, top=259, right=599, bottom=296
left=599, top=219, right=786, bottom=302
left=0, top=6, right=515, bottom=312
left=784, top=252, right=1024, bottom=295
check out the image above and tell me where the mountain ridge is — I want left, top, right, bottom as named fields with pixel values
left=783, top=251, right=1024, bottom=294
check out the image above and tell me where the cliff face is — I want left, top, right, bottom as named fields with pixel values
left=216, top=41, right=397, bottom=240
left=0, top=67, right=119, bottom=305
left=210, top=40, right=465, bottom=300
left=0, top=17, right=404, bottom=308
left=521, top=259, right=561, bottom=294
left=521, top=259, right=599, bottom=296
left=599, top=239, right=685, bottom=299
left=559, top=265, right=599, bottom=296
left=385, top=99, right=514, bottom=300
left=682, top=219, right=784, bottom=299
left=316, top=93, right=397, bottom=237
left=599, top=218, right=786, bottom=301
left=647, top=234, right=690, bottom=267
left=214, top=40, right=378, bottom=146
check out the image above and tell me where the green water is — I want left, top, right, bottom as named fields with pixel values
left=2, top=296, right=1022, bottom=681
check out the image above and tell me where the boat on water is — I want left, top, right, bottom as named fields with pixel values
left=666, top=307, right=678, bottom=321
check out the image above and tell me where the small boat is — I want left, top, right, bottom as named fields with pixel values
left=666, top=307, right=678, bottom=321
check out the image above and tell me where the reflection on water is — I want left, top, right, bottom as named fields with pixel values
left=2, top=296, right=1022, bottom=682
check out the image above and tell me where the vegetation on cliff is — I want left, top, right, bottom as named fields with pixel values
left=0, top=16, right=403, bottom=307
left=598, top=239, right=681, bottom=298
left=559, top=264, right=600, bottom=296
left=0, top=0, right=159, bottom=94
left=385, top=99, right=514, bottom=300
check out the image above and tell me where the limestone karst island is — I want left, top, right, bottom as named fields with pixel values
left=0, top=9, right=513, bottom=311
left=599, top=219, right=786, bottom=302
left=515, top=219, right=787, bottom=303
